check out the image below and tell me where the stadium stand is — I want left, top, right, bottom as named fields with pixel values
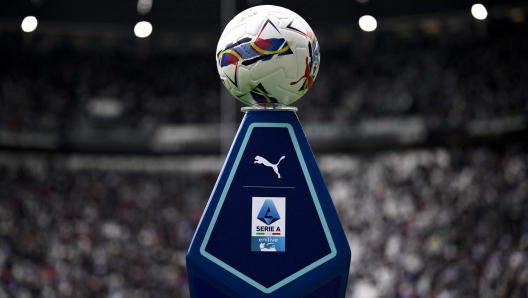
left=1, top=24, right=526, bottom=132
left=1, top=146, right=527, bottom=297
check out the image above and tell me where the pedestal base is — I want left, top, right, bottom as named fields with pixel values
left=186, top=110, right=350, bottom=297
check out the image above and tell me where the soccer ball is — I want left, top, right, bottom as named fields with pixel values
left=216, top=5, right=320, bottom=106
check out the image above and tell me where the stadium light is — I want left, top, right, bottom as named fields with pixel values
left=471, top=4, right=488, bottom=20
left=359, top=15, right=377, bottom=32
left=137, top=0, right=153, bottom=15
left=134, top=21, right=152, bottom=38
left=21, top=16, right=38, bottom=33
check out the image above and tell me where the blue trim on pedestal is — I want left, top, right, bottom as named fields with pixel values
left=199, top=123, right=336, bottom=293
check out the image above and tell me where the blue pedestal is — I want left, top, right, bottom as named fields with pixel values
left=186, top=110, right=350, bottom=297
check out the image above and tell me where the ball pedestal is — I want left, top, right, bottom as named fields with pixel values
left=186, top=107, right=351, bottom=297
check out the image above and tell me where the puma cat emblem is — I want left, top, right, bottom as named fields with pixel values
left=254, top=155, right=286, bottom=178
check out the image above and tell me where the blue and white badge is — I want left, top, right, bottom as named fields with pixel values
left=251, top=197, right=286, bottom=252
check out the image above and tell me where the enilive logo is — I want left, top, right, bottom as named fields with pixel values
left=251, top=197, right=286, bottom=252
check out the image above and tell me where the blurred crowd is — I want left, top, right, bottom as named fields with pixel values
left=322, top=146, right=528, bottom=298
left=1, top=146, right=527, bottom=297
left=299, top=31, right=528, bottom=125
left=1, top=22, right=527, bottom=132
left=0, top=48, right=220, bottom=131
left=0, top=162, right=215, bottom=298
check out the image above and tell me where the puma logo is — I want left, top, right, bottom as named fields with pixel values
left=254, top=155, right=285, bottom=178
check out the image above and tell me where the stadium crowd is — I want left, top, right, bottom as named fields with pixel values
left=0, top=46, right=220, bottom=131
left=1, top=24, right=527, bottom=132
left=0, top=162, right=215, bottom=298
left=299, top=31, right=528, bottom=125
left=1, top=146, right=527, bottom=297
left=323, top=146, right=528, bottom=298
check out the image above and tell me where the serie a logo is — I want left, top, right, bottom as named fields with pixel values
left=251, top=197, right=286, bottom=252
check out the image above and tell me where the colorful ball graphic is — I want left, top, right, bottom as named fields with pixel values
left=216, top=5, right=320, bottom=106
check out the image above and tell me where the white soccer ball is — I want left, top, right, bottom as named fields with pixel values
left=216, top=5, right=320, bottom=106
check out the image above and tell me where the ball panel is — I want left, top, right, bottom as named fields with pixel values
left=216, top=23, right=247, bottom=53
left=241, top=10, right=268, bottom=37
left=248, top=69, right=286, bottom=99
left=275, top=53, right=298, bottom=80
left=247, top=69, right=286, bottom=105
